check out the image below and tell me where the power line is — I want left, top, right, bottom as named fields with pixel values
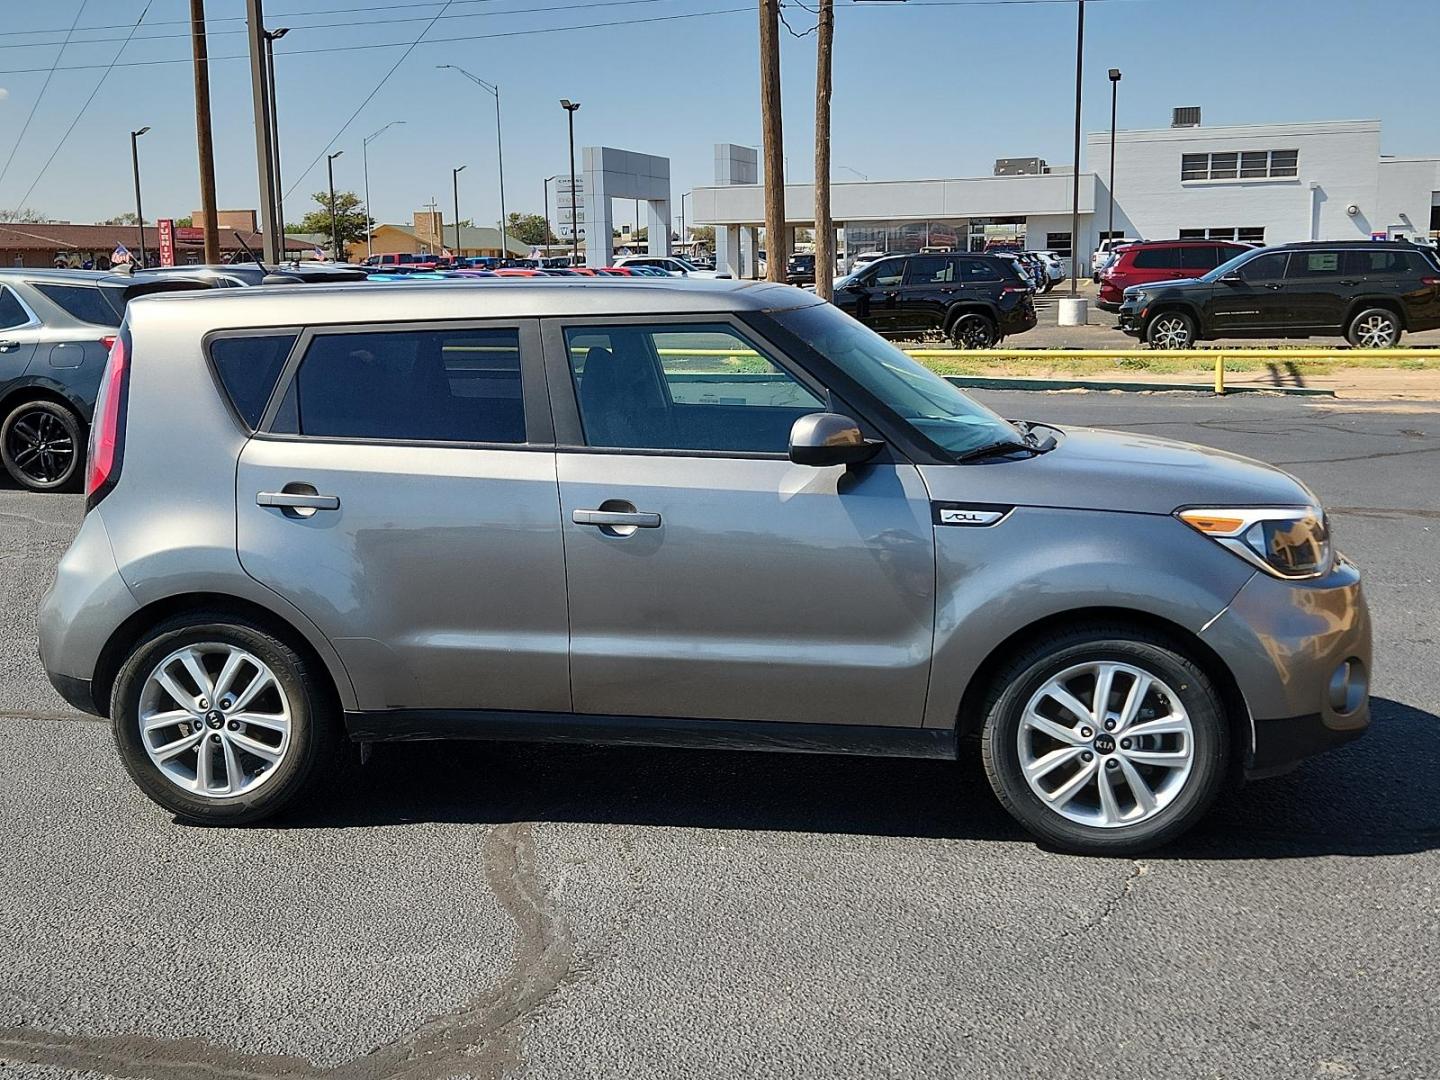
left=0, top=0, right=670, bottom=51
left=10, top=2, right=155, bottom=215
left=281, top=0, right=461, bottom=200
left=0, top=4, right=755, bottom=76
left=0, top=1, right=88, bottom=196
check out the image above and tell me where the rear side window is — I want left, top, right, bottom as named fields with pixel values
left=1343, top=250, right=1427, bottom=276
left=1287, top=252, right=1343, bottom=279
left=1131, top=247, right=1181, bottom=271
left=0, top=286, right=30, bottom=330
left=33, top=284, right=123, bottom=327
left=280, top=328, right=526, bottom=444
left=210, top=334, right=297, bottom=429
left=1180, top=246, right=1225, bottom=270
left=958, top=258, right=1002, bottom=282
left=905, top=256, right=955, bottom=284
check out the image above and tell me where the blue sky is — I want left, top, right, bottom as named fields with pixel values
left=0, top=0, right=1436, bottom=230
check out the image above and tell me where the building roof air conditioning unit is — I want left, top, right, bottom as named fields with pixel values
left=994, top=157, right=1047, bottom=177
left=1172, top=107, right=1202, bottom=128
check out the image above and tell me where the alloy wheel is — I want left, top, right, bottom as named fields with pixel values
left=1353, top=313, right=1397, bottom=349
left=1148, top=315, right=1192, bottom=349
left=4, top=408, right=75, bottom=486
left=138, top=643, right=292, bottom=800
left=1016, top=661, right=1195, bottom=829
left=952, top=315, right=997, bottom=350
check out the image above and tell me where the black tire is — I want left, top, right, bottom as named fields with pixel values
left=950, top=312, right=998, bottom=349
left=1, top=399, right=84, bottom=492
left=1145, top=310, right=1196, bottom=350
left=1346, top=307, right=1402, bottom=349
left=110, top=613, right=341, bottom=825
left=979, top=625, right=1229, bottom=856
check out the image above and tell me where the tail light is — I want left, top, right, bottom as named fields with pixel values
left=1421, top=277, right=1440, bottom=287
left=1001, top=284, right=1029, bottom=296
left=99, top=335, right=116, bottom=350
left=85, top=330, right=130, bottom=510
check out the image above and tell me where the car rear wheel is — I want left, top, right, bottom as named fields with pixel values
left=1, top=400, right=83, bottom=492
left=950, top=313, right=998, bottom=349
left=979, top=626, right=1229, bottom=855
left=1346, top=308, right=1401, bottom=349
left=111, top=614, right=340, bottom=824
left=1145, top=311, right=1195, bottom=350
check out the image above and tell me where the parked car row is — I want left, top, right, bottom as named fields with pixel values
left=36, top=276, right=1372, bottom=855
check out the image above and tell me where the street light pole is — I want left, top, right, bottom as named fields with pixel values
left=130, top=127, right=151, bottom=267
left=262, top=27, right=290, bottom=261
left=437, top=66, right=509, bottom=257
left=1108, top=68, right=1122, bottom=246
left=1067, top=0, right=1085, bottom=295
left=452, top=164, right=467, bottom=255
left=680, top=190, right=691, bottom=251
left=326, top=150, right=344, bottom=261
left=561, top=99, right=581, bottom=265
left=363, top=121, right=404, bottom=260
left=245, top=0, right=279, bottom=265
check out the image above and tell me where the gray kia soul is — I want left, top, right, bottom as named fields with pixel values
left=38, top=281, right=1370, bottom=854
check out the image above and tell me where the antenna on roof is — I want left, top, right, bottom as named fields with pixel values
left=231, top=230, right=270, bottom=274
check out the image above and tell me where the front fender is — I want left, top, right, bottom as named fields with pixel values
left=923, top=507, right=1256, bottom=730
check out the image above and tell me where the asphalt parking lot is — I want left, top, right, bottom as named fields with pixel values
left=1, top=390, right=1437, bottom=1080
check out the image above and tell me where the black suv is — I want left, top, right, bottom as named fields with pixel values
left=833, top=253, right=1037, bottom=348
left=786, top=253, right=816, bottom=286
left=1118, top=241, right=1440, bottom=348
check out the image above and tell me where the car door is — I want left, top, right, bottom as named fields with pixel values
left=1282, top=249, right=1349, bottom=331
left=896, top=255, right=958, bottom=334
left=0, top=285, right=40, bottom=381
left=1207, top=249, right=1292, bottom=333
left=849, top=257, right=906, bottom=334
left=544, top=316, right=936, bottom=727
left=234, top=319, right=572, bottom=713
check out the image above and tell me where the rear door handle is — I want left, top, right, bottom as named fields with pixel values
left=257, top=491, right=340, bottom=511
left=572, top=509, right=661, bottom=528
left=0, top=340, right=19, bottom=352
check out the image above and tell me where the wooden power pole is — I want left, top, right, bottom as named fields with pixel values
left=190, top=0, right=221, bottom=264
left=759, top=0, right=787, bottom=283
left=813, top=0, right=834, bottom=300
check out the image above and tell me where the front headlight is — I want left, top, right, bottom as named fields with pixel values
left=1178, top=506, right=1332, bottom=579
left=1126, top=290, right=1147, bottom=306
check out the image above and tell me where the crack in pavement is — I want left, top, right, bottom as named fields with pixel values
left=1061, top=860, right=1148, bottom=940
left=0, top=822, right=575, bottom=1080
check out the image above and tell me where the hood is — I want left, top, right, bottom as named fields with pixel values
left=1123, top=276, right=1203, bottom=295
left=918, top=427, right=1316, bottom=516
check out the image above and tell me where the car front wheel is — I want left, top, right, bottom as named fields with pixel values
left=950, top=312, right=998, bottom=349
left=1347, top=308, right=1401, bottom=349
left=111, top=614, right=340, bottom=824
left=1145, top=311, right=1195, bottom=349
left=980, top=626, right=1229, bottom=855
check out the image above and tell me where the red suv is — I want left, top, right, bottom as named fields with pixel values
left=1097, top=240, right=1252, bottom=310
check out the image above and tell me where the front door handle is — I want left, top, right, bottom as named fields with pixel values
left=257, top=491, right=340, bottom=511
left=572, top=509, right=661, bottom=528
left=0, top=340, right=19, bottom=352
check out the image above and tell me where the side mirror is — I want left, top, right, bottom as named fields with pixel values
left=789, top=412, right=883, bottom=468
left=1218, top=272, right=1243, bottom=284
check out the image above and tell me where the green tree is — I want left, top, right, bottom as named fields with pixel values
left=291, top=190, right=372, bottom=256
left=101, top=212, right=145, bottom=226
left=504, top=211, right=555, bottom=246
left=1, top=207, right=49, bottom=223
left=174, top=216, right=193, bottom=228
left=689, top=224, right=716, bottom=245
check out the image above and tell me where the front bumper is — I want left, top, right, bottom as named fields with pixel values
left=1117, top=308, right=1145, bottom=336
left=1201, top=557, right=1372, bottom=779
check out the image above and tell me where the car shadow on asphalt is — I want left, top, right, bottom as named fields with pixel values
left=269, top=696, right=1438, bottom=859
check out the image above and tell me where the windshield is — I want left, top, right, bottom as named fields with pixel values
left=1201, top=246, right=1267, bottom=282
left=770, top=303, right=1020, bottom=458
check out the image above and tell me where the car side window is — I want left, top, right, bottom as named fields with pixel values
left=1286, top=252, right=1343, bottom=279
left=0, top=286, right=30, bottom=330
left=33, top=284, right=122, bottom=327
left=1342, top=250, right=1413, bottom=276
left=1237, top=252, right=1289, bottom=282
left=958, top=259, right=1002, bottom=282
left=210, top=334, right=298, bottom=429
left=565, top=323, right=825, bottom=454
left=870, top=259, right=904, bottom=288
left=904, top=256, right=954, bottom=284
left=277, top=327, right=526, bottom=443
left=1132, top=247, right=1180, bottom=270
left=1180, top=246, right=1223, bottom=270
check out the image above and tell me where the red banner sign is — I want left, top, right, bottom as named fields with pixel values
left=157, top=219, right=176, bottom=267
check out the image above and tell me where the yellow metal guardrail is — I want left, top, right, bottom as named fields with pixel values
left=903, top=348, right=1440, bottom=394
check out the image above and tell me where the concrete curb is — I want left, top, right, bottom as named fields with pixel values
left=943, top=375, right=1337, bottom=396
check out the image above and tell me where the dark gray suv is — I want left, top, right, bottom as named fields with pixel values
left=0, top=269, right=198, bottom=491
left=38, top=280, right=1371, bottom=854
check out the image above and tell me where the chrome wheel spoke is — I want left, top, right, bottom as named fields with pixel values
left=1041, top=685, right=1094, bottom=729
left=1044, top=758, right=1099, bottom=808
left=139, top=642, right=292, bottom=801
left=1116, top=673, right=1152, bottom=731
left=1096, top=762, right=1123, bottom=825
left=1123, top=714, right=1187, bottom=739
left=1023, top=710, right=1085, bottom=746
left=1117, top=756, right=1157, bottom=816
left=1092, top=663, right=1118, bottom=723
left=1121, top=747, right=1189, bottom=767
left=1024, top=744, right=1085, bottom=781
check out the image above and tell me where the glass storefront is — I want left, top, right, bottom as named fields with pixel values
left=840, top=217, right=1030, bottom=255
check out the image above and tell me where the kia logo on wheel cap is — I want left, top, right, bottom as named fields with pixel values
left=1092, top=733, right=1117, bottom=755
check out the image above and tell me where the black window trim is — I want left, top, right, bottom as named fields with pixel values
left=254, top=317, right=554, bottom=449
left=537, top=311, right=898, bottom=462
left=0, top=283, right=42, bottom=332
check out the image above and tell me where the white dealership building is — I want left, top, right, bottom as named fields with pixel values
left=690, top=115, right=1440, bottom=277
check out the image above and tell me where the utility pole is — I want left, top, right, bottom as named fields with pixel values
left=1068, top=0, right=1085, bottom=296
left=1107, top=68, right=1122, bottom=244
left=189, top=0, right=221, bottom=264
left=813, top=0, right=834, bottom=300
left=561, top=100, right=581, bottom=265
left=759, top=0, right=787, bottom=282
left=130, top=127, right=150, bottom=267
left=452, top=165, right=467, bottom=254
left=246, top=0, right=279, bottom=264
left=327, top=150, right=344, bottom=260
left=263, top=27, right=290, bottom=260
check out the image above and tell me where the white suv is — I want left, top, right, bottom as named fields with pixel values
left=613, top=256, right=722, bottom=279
